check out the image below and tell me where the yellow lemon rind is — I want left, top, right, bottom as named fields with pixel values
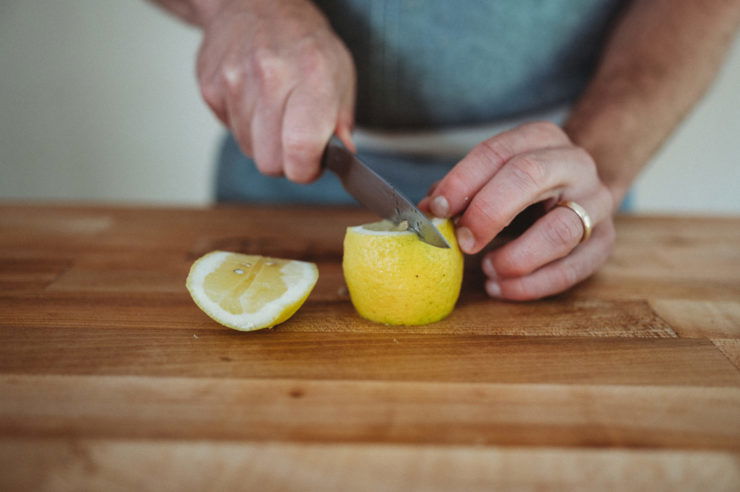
left=343, top=218, right=463, bottom=326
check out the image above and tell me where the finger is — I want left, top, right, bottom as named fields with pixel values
left=249, top=81, right=295, bottom=177
left=483, top=187, right=613, bottom=278
left=456, top=146, right=598, bottom=254
left=484, top=220, right=615, bottom=301
left=335, top=76, right=356, bottom=153
left=223, top=82, right=256, bottom=158
left=196, top=43, right=230, bottom=126
left=219, top=55, right=262, bottom=159
left=427, top=121, right=570, bottom=219
left=198, top=75, right=229, bottom=126
left=281, top=85, right=340, bottom=183
left=418, top=181, right=442, bottom=211
left=336, top=120, right=355, bottom=153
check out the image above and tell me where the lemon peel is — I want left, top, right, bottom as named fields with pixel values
left=343, top=218, right=463, bottom=325
left=186, top=251, right=318, bottom=331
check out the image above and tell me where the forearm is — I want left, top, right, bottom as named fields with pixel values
left=564, top=0, right=740, bottom=206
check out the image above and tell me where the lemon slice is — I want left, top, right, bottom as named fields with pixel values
left=343, top=218, right=463, bottom=325
left=186, top=251, right=318, bottom=331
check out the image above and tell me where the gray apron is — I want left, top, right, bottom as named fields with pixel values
left=215, top=0, right=624, bottom=204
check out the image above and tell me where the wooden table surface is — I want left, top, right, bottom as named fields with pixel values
left=0, top=203, right=739, bottom=491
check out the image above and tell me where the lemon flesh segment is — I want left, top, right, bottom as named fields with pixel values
left=343, top=218, right=463, bottom=325
left=186, top=251, right=318, bottom=331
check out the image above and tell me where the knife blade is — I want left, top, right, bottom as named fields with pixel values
left=322, top=136, right=449, bottom=248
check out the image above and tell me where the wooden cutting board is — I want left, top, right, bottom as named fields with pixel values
left=0, top=203, right=739, bottom=491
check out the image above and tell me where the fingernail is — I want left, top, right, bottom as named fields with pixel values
left=456, top=226, right=475, bottom=253
left=482, top=257, right=497, bottom=278
left=485, top=279, right=502, bottom=298
left=430, top=196, right=449, bottom=218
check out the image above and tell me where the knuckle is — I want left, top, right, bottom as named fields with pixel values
left=220, top=59, right=247, bottom=96
left=250, top=48, right=289, bottom=87
left=283, top=133, right=321, bottom=159
left=437, top=172, right=467, bottom=200
left=525, top=121, right=566, bottom=141
left=219, top=57, right=245, bottom=89
left=478, top=137, right=514, bottom=167
left=467, top=197, right=504, bottom=230
left=508, top=154, right=547, bottom=192
left=297, top=42, right=329, bottom=76
left=545, top=212, right=582, bottom=248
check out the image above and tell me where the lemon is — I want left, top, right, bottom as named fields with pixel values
left=343, top=218, right=463, bottom=325
left=186, top=251, right=318, bottom=331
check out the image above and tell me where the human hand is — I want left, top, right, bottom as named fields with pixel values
left=419, top=122, right=616, bottom=301
left=195, top=0, right=356, bottom=182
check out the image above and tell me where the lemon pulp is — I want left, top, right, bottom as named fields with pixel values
left=187, top=251, right=318, bottom=331
left=342, top=218, right=463, bottom=325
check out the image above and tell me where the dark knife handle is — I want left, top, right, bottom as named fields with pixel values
left=321, top=136, right=346, bottom=173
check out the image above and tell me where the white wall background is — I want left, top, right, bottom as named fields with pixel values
left=0, top=0, right=219, bottom=205
left=1, top=1, right=738, bottom=212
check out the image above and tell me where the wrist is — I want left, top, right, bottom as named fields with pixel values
left=564, top=112, right=638, bottom=215
left=190, top=0, right=235, bottom=26
left=191, top=0, right=320, bottom=27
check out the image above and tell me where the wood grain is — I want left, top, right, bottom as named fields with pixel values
left=713, top=339, right=740, bottom=370
left=651, top=300, right=740, bottom=338
left=1, top=203, right=739, bottom=490
left=0, top=258, right=71, bottom=291
left=2, top=375, right=739, bottom=449
left=1, top=327, right=736, bottom=385
left=1, top=439, right=738, bottom=492
left=0, top=292, right=677, bottom=337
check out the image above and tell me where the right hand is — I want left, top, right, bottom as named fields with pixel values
left=195, top=0, right=356, bottom=182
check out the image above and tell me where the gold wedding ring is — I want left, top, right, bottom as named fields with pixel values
left=556, top=200, right=593, bottom=244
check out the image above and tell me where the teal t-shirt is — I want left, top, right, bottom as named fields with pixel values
left=314, top=0, right=624, bottom=129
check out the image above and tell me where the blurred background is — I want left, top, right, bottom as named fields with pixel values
left=1, top=1, right=738, bottom=212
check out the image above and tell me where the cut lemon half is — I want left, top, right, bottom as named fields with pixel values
left=343, top=218, right=463, bottom=325
left=186, top=251, right=318, bottom=331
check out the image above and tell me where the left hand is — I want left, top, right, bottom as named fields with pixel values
left=419, top=121, right=616, bottom=301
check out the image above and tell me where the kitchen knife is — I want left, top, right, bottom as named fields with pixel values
left=322, top=136, right=450, bottom=249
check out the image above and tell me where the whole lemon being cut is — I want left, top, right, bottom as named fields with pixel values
left=186, top=251, right=318, bottom=331
left=343, top=218, right=463, bottom=325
